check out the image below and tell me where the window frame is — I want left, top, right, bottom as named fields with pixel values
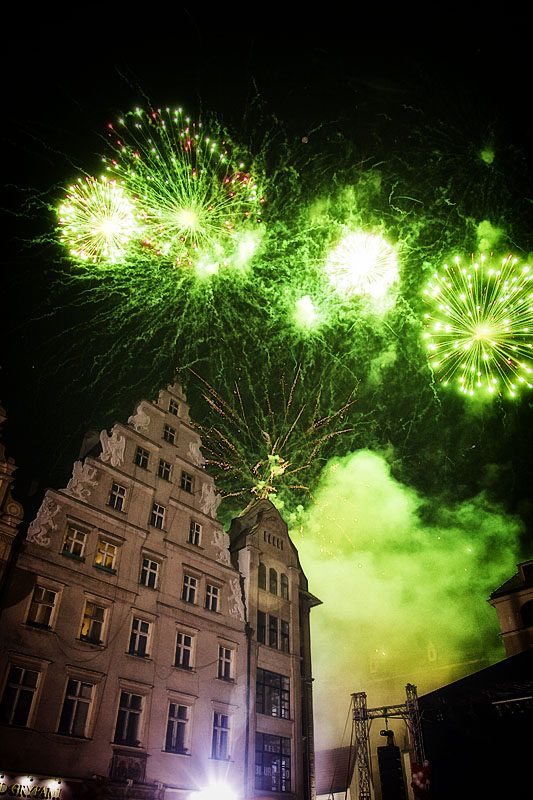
left=134, top=446, right=150, bottom=470
left=180, top=471, right=193, bottom=493
left=108, top=482, right=127, bottom=512
left=217, top=645, right=233, bottom=681
left=128, top=616, right=152, bottom=659
left=94, top=538, right=118, bottom=573
left=255, top=732, right=292, bottom=793
left=169, top=399, right=179, bottom=417
left=188, top=520, right=202, bottom=546
left=163, top=424, right=176, bottom=444
left=256, top=668, right=291, bottom=719
left=164, top=698, right=192, bottom=754
left=139, top=556, right=160, bottom=589
left=280, top=573, right=289, bottom=600
left=62, top=526, right=87, bottom=561
left=174, top=629, right=196, bottom=671
left=269, top=567, right=278, bottom=595
left=280, top=620, right=290, bottom=653
left=0, top=661, right=42, bottom=728
left=57, top=677, right=96, bottom=738
left=205, top=583, right=220, bottom=613
left=211, top=711, right=230, bottom=761
left=181, top=574, right=198, bottom=604
left=113, top=690, right=144, bottom=747
left=257, top=610, right=266, bottom=645
left=79, top=596, right=110, bottom=646
left=158, top=458, right=172, bottom=481
left=150, top=502, right=166, bottom=530
left=25, top=583, right=59, bottom=630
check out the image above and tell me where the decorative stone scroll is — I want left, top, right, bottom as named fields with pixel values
left=128, top=402, right=150, bottom=434
left=26, top=493, right=60, bottom=547
left=188, top=440, right=205, bottom=467
left=212, top=528, right=231, bottom=566
left=99, top=426, right=126, bottom=467
left=65, top=460, right=98, bottom=500
left=200, top=483, right=222, bottom=518
left=229, top=577, right=245, bottom=621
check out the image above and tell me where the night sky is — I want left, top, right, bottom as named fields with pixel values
left=3, top=25, right=533, bottom=746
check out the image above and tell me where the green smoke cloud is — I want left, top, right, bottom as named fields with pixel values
left=293, top=450, right=521, bottom=748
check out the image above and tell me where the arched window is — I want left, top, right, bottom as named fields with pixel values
left=258, top=563, right=266, bottom=590
left=269, top=568, right=278, bottom=595
left=281, top=573, right=289, bottom=600
left=520, top=600, right=533, bottom=628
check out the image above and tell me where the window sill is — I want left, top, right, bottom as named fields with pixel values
left=61, top=551, right=85, bottom=563
left=112, top=741, right=144, bottom=750
left=94, top=563, right=117, bottom=575
left=216, top=676, right=235, bottom=683
left=54, top=732, right=91, bottom=741
left=127, top=652, right=151, bottom=660
left=107, top=505, right=125, bottom=513
left=24, top=621, right=52, bottom=631
left=163, top=748, right=190, bottom=756
left=173, top=664, right=195, bottom=672
left=79, top=637, right=105, bottom=648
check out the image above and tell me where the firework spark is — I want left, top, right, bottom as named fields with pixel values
left=423, top=254, right=533, bottom=398
left=58, top=176, right=138, bottom=263
left=325, top=230, right=398, bottom=300
left=104, top=107, right=264, bottom=271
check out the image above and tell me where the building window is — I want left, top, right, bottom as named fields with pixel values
left=211, top=712, right=230, bottom=760
left=258, top=563, right=266, bottom=590
left=280, top=573, right=289, bottom=600
left=255, top=733, right=291, bottom=793
left=150, top=503, right=165, bottom=530
left=256, top=669, right=290, bottom=719
left=0, top=665, right=39, bottom=727
left=80, top=601, right=106, bottom=644
left=182, top=575, right=197, bottom=604
left=134, top=446, right=150, bottom=469
left=257, top=610, right=266, bottom=645
left=158, top=458, right=171, bottom=481
left=269, top=568, right=278, bottom=595
left=109, top=483, right=126, bottom=511
left=114, top=691, right=143, bottom=746
left=169, top=399, right=179, bottom=416
left=129, top=618, right=151, bottom=658
left=140, top=557, right=159, bottom=589
left=163, top=424, right=176, bottom=444
left=62, top=527, right=86, bottom=559
left=206, top=584, right=219, bottom=612
left=95, top=540, right=117, bottom=572
left=58, top=679, right=94, bottom=737
left=268, top=615, right=278, bottom=649
left=26, top=585, right=57, bottom=629
left=281, top=620, right=290, bottom=653
left=165, top=703, right=189, bottom=753
left=180, top=471, right=193, bottom=493
left=217, top=647, right=233, bottom=681
left=175, top=631, right=194, bottom=670
left=188, top=520, right=202, bottom=546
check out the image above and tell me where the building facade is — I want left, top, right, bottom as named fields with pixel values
left=0, top=382, right=319, bottom=800
left=489, top=559, right=533, bottom=656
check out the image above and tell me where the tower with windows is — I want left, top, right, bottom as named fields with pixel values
left=229, top=498, right=322, bottom=800
left=0, top=383, right=320, bottom=800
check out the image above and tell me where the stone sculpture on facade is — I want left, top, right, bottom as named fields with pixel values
left=188, top=440, right=205, bottom=467
left=212, top=528, right=231, bottom=566
left=26, top=493, right=60, bottom=547
left=200, top=483, right=222, bottom=518
left=229, top=577, right=246, bottom=621
left=65, top=460, right=98, bottom=500
left=128, top=403, right=151, bottom=434
left=99, top=426, right=126, bottom=467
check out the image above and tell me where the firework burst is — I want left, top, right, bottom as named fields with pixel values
left=423, top=254, right=533, bottom=398
left=325, top=230, right=398, bottom=300
left=104, top=107, right=264, bottom=271
left=58, top=175, right=138, bottom=263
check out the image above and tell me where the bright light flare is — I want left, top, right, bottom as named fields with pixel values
left=190, top=783, right=237, bottom=800
left=58, top=176, right=137, bottom=263
left=325, top=230, right=398, bottom=299
left=423, top=254, right=533, bottom=398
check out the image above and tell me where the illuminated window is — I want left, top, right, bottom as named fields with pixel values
left=150, top=503, right=165, bottom=530
left=94, top=540, right=117, bottom=572
left=165, top=703, right=189, bottom=753
left=58, top=679, right=94, bottom=737
left=163, top=424, right=176, bottom=444
left=0, top=665, right=40, bottom=727
left=258, top=563, right=266, bottom=590
left=280, top=573, right=289, bottom=600
left=62, top=527, right=86, bottom=559
left=26, top=585, right=57, bottom=629
left=158, top=459, right=171, bottom=481
left=140, top=557, right=159, bottom=589
left=109, top=483, right=126, bottom=511
left=188, top=520, right=202, bottom=546
left=205, top=584, right=220, bottom=612
left=114, top=691, right=143, bottom=746
left=217, top=646, right=233, bottom=681
left=134, top=446, right=150, bottom=469
left=169, top=399, right=179, bottom=416
left=269, top=568, right=278, bottom=595
left=175, top=631, right=194, bottom=670
left=211, top=712, right=230, bottom=760
left=80, top=601, right=106, bottom=644
left=180, top=471, right=193, bottom=493
left=255, top=733, right=291, bottom=793
left=128, top=618, right=151, bottom=658
left=256, top=668, right=290, bottom=719
left=182, top=575, right=197, bottom=604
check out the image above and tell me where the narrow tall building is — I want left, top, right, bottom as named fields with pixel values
left=0, top=382, right=320, bottom=800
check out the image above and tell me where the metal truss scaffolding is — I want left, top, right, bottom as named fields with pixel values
left=351, top=683, right=425, bottom=800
